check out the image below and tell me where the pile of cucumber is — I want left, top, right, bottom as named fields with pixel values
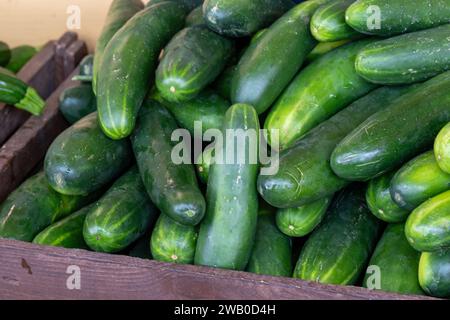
left=1, top=0, right=450, bottom=299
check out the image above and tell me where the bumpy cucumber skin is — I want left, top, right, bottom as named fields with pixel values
left=59, top=84, right=97, bottom=124
left=391, top=151, right=450, bottom=211
left=196, top=143, right=215, bottom=185
left=419, top=249, right=450, bottom=298
left=195, top=104, right=260, bottom=271
left=131, top=100, right=206, bottom=226
left=0, top=41, right=10, bottom=67
left=5, top=45, right=38, bottom=73
left=435, top=122, right=450, bottom=174
left=97, top=2, right=187, bottom=140
left=331, top=71, right=450, bottom=181
left=185, top=6, right=204, bottom=26
left=363, top=223, right=424, bottom=295
left=45, top=113, right=133, bottom=196
left=83, top=167, right=158, bottom=253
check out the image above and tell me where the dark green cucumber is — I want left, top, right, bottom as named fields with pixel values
left=156, top=26, right=234, bottom=102
left=305, top=39, right=350, bottom=62
left=83, top=167, right=158, bottom=253
left=0, top=67, right=45, bottom=115
left=131, top=100, right=206, bottom=226
left=72, top=54, right=94, bottom=82
left=195, top=143, right=215, bottom=184
left=366, top=171, right=409, bottom=223
left=128, top=232, right=152, bottom=259
left=363, top=223, right=424, bottom=295
left=58, top=84, right=96, bottom=124
left=346, top=0, right=450, bottom=37
left=195, top=104, right=260, bottom=270
left=33, top=204, right=94, bottom=249
left=294, top=186, right=382, bottom=285
left=231, top=0, right=330, bottom=115
left=405, top=190, right=450, bottom=252
left=247, top=206, right=293, bottom=277
left=419, top=249, right=450, bottom=298
left=92, top=0, right=144, bottom=93
left=331, top=71, right=450, bottom=181
left=356, top=25, right=450, bottom=85
left=5, top=45, right=38, bottom=73
left=203, top=0, right=294, bottom=37
left=146, top=0, right=203, bottom=11
left=45, top=112, right=132, bottom=196
left=212, top=65, right=236, bottom=100
left=97, top=2, right=187, bottom=139
left=310, top=0, right=360, bottom=42
left=391, top=151, right=450, bottom=211
left=151, top=214, right=198, bottom=264
left=0, top=41, right=10, bottom=67
left=0, top=172, right=96, bottom=242
left=435, top=122, right=450, bottom=174
left=258, top=86, right=413, bottom=208
left=185, top=6, right=204, bottom=26
left=276, top=197, right=332, bottom=237
left=265, top=39, right=376, bottom=149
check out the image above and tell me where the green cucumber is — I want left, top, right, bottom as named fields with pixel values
left=366, top=171, right=410, bottom=223
left=419, top=249, right=450, bottom=298
left=294, top=186, right=382, bottom=285
left=405, top=190, right=450, bottom=252
left=196, top=143, right=215, bottom=184
left=305, top=39, right=350, bottom=62
left=363, top=223, right=424, bottom=295
left=265, top=39, right=376, bottom=149
left=346, top=0, right=450, bottom=37
left=72, top=54, right=94, bottom=82
left=195, top=104, right=260, bottom=270
left=131, top=100, right=206, bottom=226
left=310, top=0, right=360, bottom=42
left=97, top=2, right=187, bottom=139
left=83, top=167, right=158, bottom=253
left=276, top=197, right=332, bottom=237
left=185, top=6, right=204, bottom=26
left=212, top=65, right=236, bottom=100
left=150, top=214, right=198, bottom=264
left=331, top=71, right=450, bottom=181
left=391, top=151, right=450, bottom=211
left=5, top=45, right=38, bottom=73
left=0, top=172, right=96, bottom=242
left=45, top=112, right=132, bottom=196
left=203, top=0, right=294, bottom=37
left=92, top=0, right=144, bottom=94
left=58, top=84, right=97, bottom=124
left=146, top=0, right=203, bottom=11
left=231, top=0, right=330, bottom=115
left=0, top=41, right=10, bottom=66
left=435, top=122, right=450, bottom=174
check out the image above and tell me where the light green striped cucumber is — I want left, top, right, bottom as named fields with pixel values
left=435, top=122, right=450, bottom=174
left=419, top=249, right=450, bottom=298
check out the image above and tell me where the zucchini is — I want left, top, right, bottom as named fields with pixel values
left=356, top=25, right=450, bottom=85
left=185, top=6, right=204, bottom=26
left=195, top=104, right=260, bottom=270
left=305, top=39, right=350, bottom=62
left=212, top=65, right=236, bottom=100
left=346, top=0, right=450, bottom=37
left=363, top=223, right=424, bottom=295
left=131, top=100, right=206, bottom=226
left=0, top=41, right=10, bottom=67
left=5, top=45, right=38, bottom=73
left=150, top=214, right=198, bottom=264
left=72, top=54, right=94, bottom=82
left=196, top=143, right=215, bottom=184
left=146, top=0, right=203, bottom=11
left=331, top=71, right=450, bottom=181
left=45, top=112, right=133, bottom=196
left=419, top=249, right=450, bottom=298
left=83, top=167, right=158, bottom=253
left=0, top=67, right=45, bottom=115
left=293, top=186, right=382, bottom=285
left=264, top=39, right=376, bottom=149
left=391, top=151, right=450, bottom=211
left=435, top=122, right=450, bottom=174
left=97, top=2, right=187, bottom=140
left=58, top=84, right=96, bottom=124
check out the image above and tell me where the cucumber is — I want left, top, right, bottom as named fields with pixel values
left=131, top=100, right=206, bottom=226
left=196, top=143, right=215, bottom=184
left=247, top=206, right=293, bottom=277
left=293, top=186, right=382, bottom=285
left=150, top=213, right=198, bottom=264
left=128, top=232, right=152, bottom=259
left=435, top=122, right=450, bottom=174
left=83, top=167, right=158, bottom=253
left=92, top=0, right=144, bottom=93
left=97, top=2, right=187, bottom=140
left=231, top=0, right=330, bottom=115
left=58, top=84, right=96, bottom=124
left=32, top=204, right=94, bottom=249
left=419, top=249, right=450, bottom=298
left=258, top=86, right=413, bottom=208
left=45, top=112, right=133, bottom=196
left=0, top=41, right=10, bottom=67
left=156, top=26, right=234, bottom=102
left=331, top=71, right=450, bottom=181
left=305, top=39, right=350, bottom=62
left=146, top=0, right=203, bottom=11
left=0, top=172, right=96, bottom=242
left=195, top=104, right=260, bottom=270
left=366, top=171, right=410, bottom=223
left=5, top=45, right=38, bottom=73
left=391, top=151, right=450, bottom=211
left=212, top=65, right=236, bottom=100
left=346, top=0, right=450, bottom=37
left=363, top=223, right=424, bottom=295
left=0, top=67, right=45, bottom=115
left=310, top=0, right=360, bottom=42
left=185, top=6, right=204, bottom=26
left=72, top=54, right=94, bottom=82
left=264, top=39, right=376, bottom=149
left=276, top=197, right=332, bottom=237
left=203, top=0, right=294, bottom=37
left=405, top=190, right=450, bottom=252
